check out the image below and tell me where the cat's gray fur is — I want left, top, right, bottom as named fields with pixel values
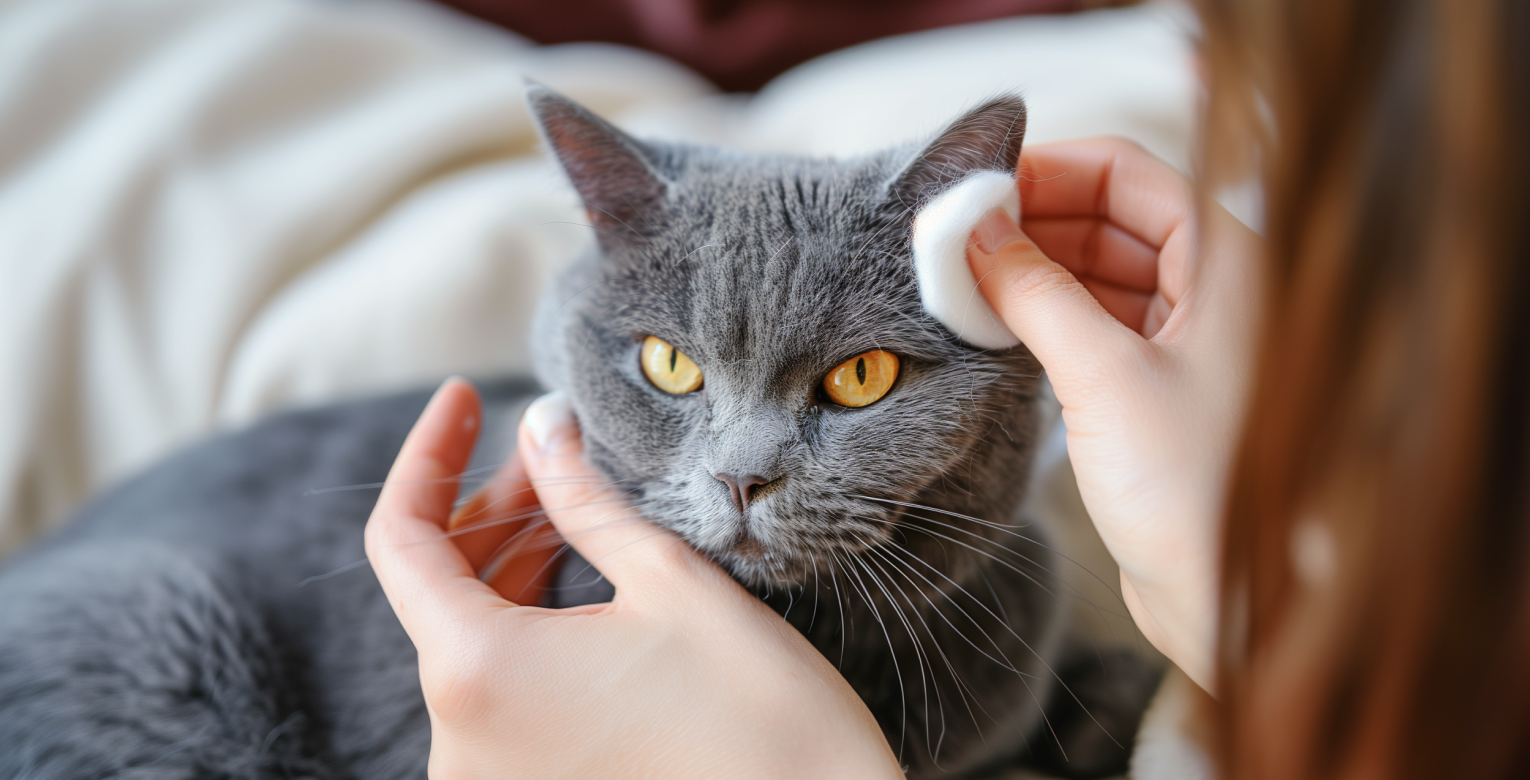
left=0, top=88, right=1157, bottom=779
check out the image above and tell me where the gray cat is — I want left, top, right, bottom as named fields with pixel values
left=0, top=88, right=1156, bottom=779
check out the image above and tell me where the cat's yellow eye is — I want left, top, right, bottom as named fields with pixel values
left=822, top=350, right=899, bottom=408
left=641, top=335, right=703, bottom=394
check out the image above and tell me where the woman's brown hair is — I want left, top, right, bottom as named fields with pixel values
left=1197, top=0, right=1530, bottom=777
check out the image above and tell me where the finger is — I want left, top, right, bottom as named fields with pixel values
left=386, top=378, right=484, bottom=525
left=517, top=391, right=703, bottom=596
left=365, top=379, right=515, bottom=646
left=977, top=206, right=1156, bottom=330
left=447, top=453, right=563, bottom=604
left=1022, top=215, right=1160, bottom=293
left=1016, top=137, right=1191, bottom=251
left=967, top=210, right=1146, bottom=394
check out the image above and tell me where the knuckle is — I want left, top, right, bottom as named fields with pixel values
left=1100, top=135, right=1148, bottom=155
left=623, top=539, right=691, bottom=594
left=1066, top=134, right=1147, bottom=159
left=362, top=515, right=401, bottom=559
left=420, top=655, right=496, bottom=727
left=1000, top=257, right=1080, bottom=307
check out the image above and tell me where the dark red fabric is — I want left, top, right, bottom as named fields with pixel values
left=434, top=0, right=1081, bottom=91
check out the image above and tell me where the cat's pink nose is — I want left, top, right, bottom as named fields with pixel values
left=714, top=472, right=770, bottom=512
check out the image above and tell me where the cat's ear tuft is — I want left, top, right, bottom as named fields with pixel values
left=888, top=95, right=1027, bottom=210
left=525, top=83, right=667, bottom=239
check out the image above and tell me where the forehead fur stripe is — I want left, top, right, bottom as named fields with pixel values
left=910, top=170, right=1022, bottom=350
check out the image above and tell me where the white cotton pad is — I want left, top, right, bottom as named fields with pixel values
left=910, top=170, right=1022, bottom=350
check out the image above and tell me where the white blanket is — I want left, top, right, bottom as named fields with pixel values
left=0, top=0, right=1196, bottom=557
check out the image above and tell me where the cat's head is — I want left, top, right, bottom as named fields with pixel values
left=528, top=87, right=1041, bottom=588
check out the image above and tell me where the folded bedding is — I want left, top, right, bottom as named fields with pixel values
left=0, top=0, right=1196, bottom=560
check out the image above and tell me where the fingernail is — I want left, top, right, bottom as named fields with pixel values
left=441, top=377, right=481, bottom=432
left=523, top=391, right=574, bottom=451
left=974, top=208, right=1024, bottom=254
left=429, top=375, right=460, bottom=400
left=425, top=375, right=469, bottom=415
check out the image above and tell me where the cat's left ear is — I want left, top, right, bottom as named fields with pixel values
left=526, top=83, right=668, bottom=240
left=891, top=96, right=1027, bottom=350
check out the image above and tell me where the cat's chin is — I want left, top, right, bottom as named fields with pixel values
left=664, top=502, right=907, bottom=590
left=710, top=538, right=886, bottom=590
left=718, top=555, right=814, bottom=590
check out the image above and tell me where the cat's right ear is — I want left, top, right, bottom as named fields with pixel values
left=525, top=84, right=667, bottom=240
left=886, top=95, right=1027, bottom=211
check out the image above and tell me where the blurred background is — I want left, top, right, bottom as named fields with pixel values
left=0, top=0, right=1197, bottom=638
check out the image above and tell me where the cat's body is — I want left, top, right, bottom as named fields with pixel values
left=0, top=386, right=449, bottom=779
left=0, top=91, right=1157, bottom=779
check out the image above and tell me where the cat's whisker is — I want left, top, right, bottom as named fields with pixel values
left=871, top=547, right=1017, bottom=724
left=886, top=551, right=1012, bottom=761
left=846, top=497, right=1126, bottom=621
left=978, top=569, right=1010, bottom=624
left=540, top=499, right=680, bottom=566
left=615, top=191, right=662, bottom=236
left=446, top=505, right=559, bottom=540
left=448, top=478, right=641, bottom=523
left=861, top=550, right=972, bottom=765
left=302, top=468, right=500, bottom=495
left=581, top=204, right=644, bottom=239
left=887, top=537, right=1125, bottom=753
left=1016, top=168, right=1068, bottom=185
left=834, top=551, right=907, bottom=764
left=303, top=473, right=620, bottom=498
left=675, top=243, right=721, bottom=266
left=893, top=514, right=1062, bottom=593
left=294, top=558, right=371, bottom=588
left=827, top=555, right=849, bottom=669
left=505, top=513, right=675, bottom=604
left=764, top=236, right=795, bottom=265
left=806, top=551, right=821, bottom=634
left=856, top=554, right=943, bottom=765
left=292, top=493, right=638, bottom=591
left=850, top=510, right=1059, bottom=600
left=464, top=474, right=639, bottom=488
left=487, top=504, right=655, bottom=597
left=838, top=518, right=1130, bottom=757
left=851, top=494, right=1029, bottom=530
left=537, top=219, right=628, bottom=240
left=477, top=515, right=560, bottom=587
left=865, top=502, right=1134, bottom=622
left=868, top=545, right=1020, bottom=674
left=429, top=488, right=645, bottom=546
left=449, top=478, right=636, bottom=514
left=548, top=275, right=612, bottom=318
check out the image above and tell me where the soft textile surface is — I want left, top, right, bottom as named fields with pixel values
left=0, top=0, right=1196, bottom=558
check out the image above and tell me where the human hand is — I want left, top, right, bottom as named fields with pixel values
left=364, top=379, right=903, bottom=780
left=967, top=138, right=1263, bottom=693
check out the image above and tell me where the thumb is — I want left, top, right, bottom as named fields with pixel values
left=517, top=392, right=705, bottom=597
left=968, top=209, right=1143, bottom=392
